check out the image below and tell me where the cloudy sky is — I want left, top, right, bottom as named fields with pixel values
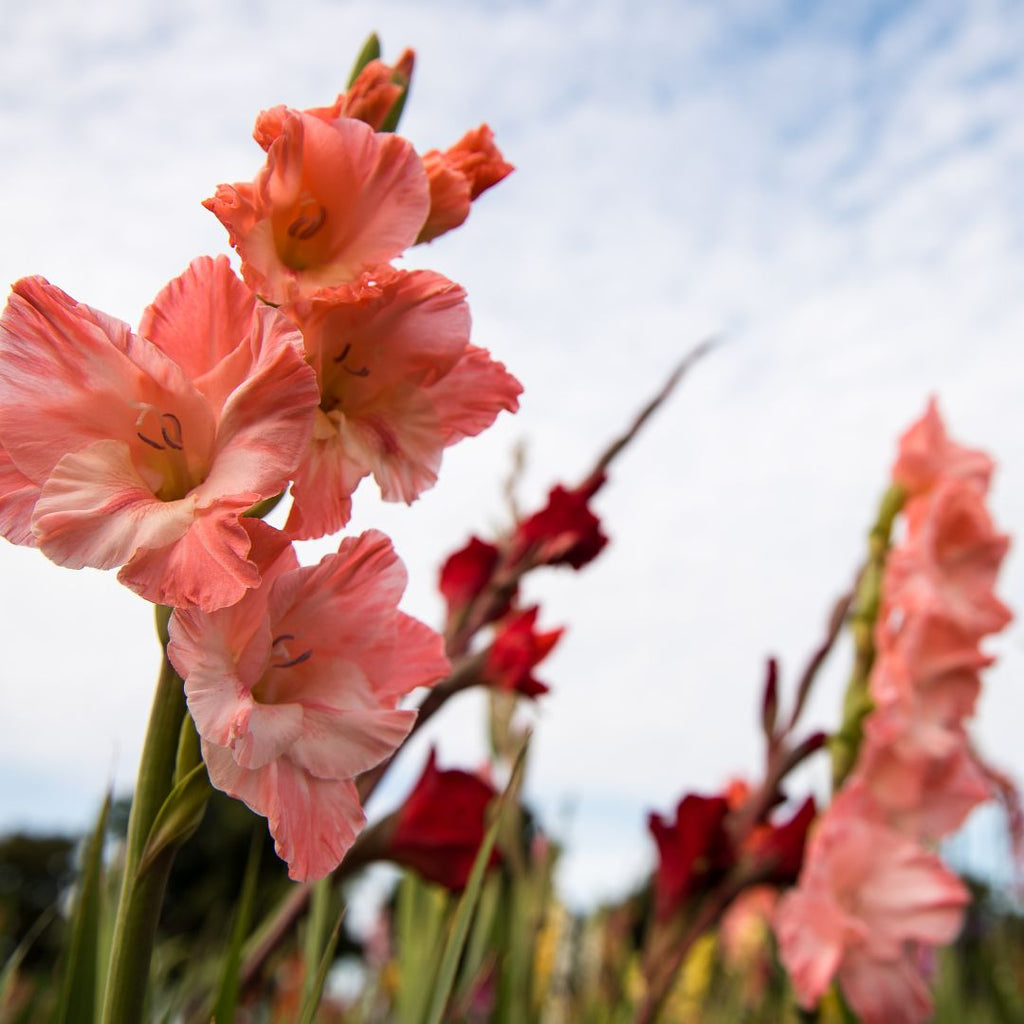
left=1, top=0, right=1023, bottom=907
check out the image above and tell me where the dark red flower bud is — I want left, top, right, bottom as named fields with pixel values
left=510, top=472, right=609, bottom=570
left=483, top=606, right=563, bottom=698
left=744, top=797, right=816, bottom=886
left=386, top=749, right=500, bottom=890
left=648, top=793, right=733, bottom=921
left=439, top=536, right=502, bottom=619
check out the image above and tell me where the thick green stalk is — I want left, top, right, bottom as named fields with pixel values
left=101, top=606, right=187, bottom=1024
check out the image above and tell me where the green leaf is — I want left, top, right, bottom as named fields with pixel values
left=210, top=826, right=262, bottom=1023
left=346, top=32, right=382, bottom=88
left=424, top=738, right=530, bottom=1024
left=296, top=903, right=347, bottom=1024
left=54, top=793, right=110, bottom=1024
left=301, top=877, right=333, bottom=1008
left=136, top=763, right=211, bottom=879
left=0, top=905, right=58, bottom=1009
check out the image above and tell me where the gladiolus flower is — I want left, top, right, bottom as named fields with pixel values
left=648, top=794, right=732, bottom=921
left=439, top=536, right=503, bottom=622
left=254, top=50, right=416, bottom=145
left=205, top=111, right=429, bottom=303
left=383, top=748, right=499, bottom=890
left=774, top=792, right=968, bottom=1024
left=892, top=397, right=992, bottom=506
left=483, top=606, right=564, bottom=698
left=510, top=473, right=608, bottom=570
left=743, top=797, right=816, bottom=886
left=282, top=267, right=522, bottom=537
left=882, top=479, right=1011, bottom=641
left=417, top=125, right=514, bottom=244
left=168, top=522, right=450, bottom=880
left=0, top=260, right=319, bottom=610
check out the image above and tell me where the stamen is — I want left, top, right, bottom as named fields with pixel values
left=274, top=649, right=313, bottom=669
left=160, top=413, right=183, bottom=450
left=287, top=204, right=328, bottom=240
left=272, top=633, right=296, bottom=646
left=334, top=342, right=370, bottom=377
left=137, top=432, right=165, bottom=450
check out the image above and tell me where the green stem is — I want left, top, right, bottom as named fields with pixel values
left=101, top=606, right=187, bottom=1024
left=830, top=483, right=904, bottom=790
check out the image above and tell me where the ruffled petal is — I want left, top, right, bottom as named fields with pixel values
left=33, top=440, right=194, bottom=570
left=290, top=705, right=415, bottom=780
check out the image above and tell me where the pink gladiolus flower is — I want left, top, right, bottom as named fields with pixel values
left=882, top=479, right=1011, bottom=640
left=168, top=522, right=449, bottom=881
left=205, top=111, right=429, bottom=303
left=0, top=261, right=319, bottom=610
left=892, top=397, right=992, bottom=507
left=282, top=267, right=522, bottom=537
left=774, top=792, right=968, bottom=1023
left=417, top=125, right=514, bottom=244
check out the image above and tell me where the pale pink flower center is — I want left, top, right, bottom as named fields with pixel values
left=273, top=192, right=331, bottom=271
left=252, top=632, right=314, bottom=704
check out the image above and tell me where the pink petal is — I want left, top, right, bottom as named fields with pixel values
left=0, top=276, right=215, bottom=484
left=839, top=947, right=935, bottom=1024
left=195, top=309, right=319, bottom=504
left=378, top=614, right=451, bottom=701
left=284, top=414, right=361, bottom=539
left=33, top=440, right=194, bottom=570
left=773, top=890, right=847, bottom=1008
left=0, top=446, right=41, bottom=545
left=430, top=344, right=522, bottom=445
left=290, top=705, right=415, bottom=780
left=139, top=255, right=259, bottom=384
left=230, top=701, right=305, bottom=769
left=118, top=501, right=260, bottom=611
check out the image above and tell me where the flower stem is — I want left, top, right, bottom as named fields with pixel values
left=101, top=606, right=187, bottom=1024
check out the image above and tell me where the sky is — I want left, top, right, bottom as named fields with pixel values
left=1, top=0, right=1023, bottom=909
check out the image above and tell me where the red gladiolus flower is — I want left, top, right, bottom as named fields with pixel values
left=648, top=794, right=732, bottom=921
left=439, top=536, right=503, bottom=620
left=417, top=125, right=514, bottom=244
left=483, top=606, right=563, bottom=698
left=385, top=749, right=500, bottom=890
left=743, top=797, right=816, bottom=886
left=510, top=473, right=608, bottom=570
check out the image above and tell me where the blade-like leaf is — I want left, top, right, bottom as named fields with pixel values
left=296, top=904, right=347, bottom=1024
left=210, top=826, right=262, bottom=1023
left=54, top=793, right=110, bottom=1024
left=424, top=738, right=530, bottom=1024
left=137, top=763, right=211, bottom=879
left=346, top=32, right=381, bottom=87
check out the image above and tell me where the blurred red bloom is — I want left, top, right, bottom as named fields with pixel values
left=439, top=535, right=503, bottom=620
left=648, top=794, right=732, bottom=921
left=510, top=473, right=608, bottom=570
left=483, top=606, right=564, bottom=698
left=386, top=749, right=500, bottom=890
left=743, top=797, right=816, bottom=886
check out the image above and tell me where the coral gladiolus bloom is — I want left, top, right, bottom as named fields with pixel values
left=892, top=398, right=992, bottom=506
left=417, top=125, right=514, bottom=244
left=0, top=262, right=318, bottom=610
left=254, top=51, right=416, bottom=144
left=774, top=793, right=968, bottom=1024
left=882, top=479, right=1011, bottom=640
left=283, top=268, right=522, bottom=537
left=169, top=522, right=449, bottom=881
left=384, top=748, right=500, bottom=890
left=205, top=111, right=429, bottom=303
